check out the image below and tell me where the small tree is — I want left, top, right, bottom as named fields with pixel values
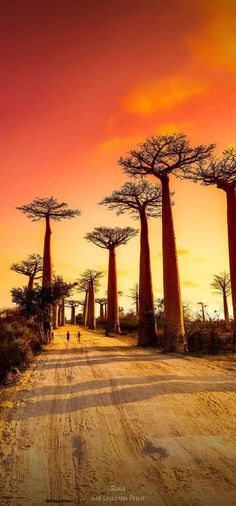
left=119, top=133, right=214, bottom=352
left=211, top=272, right=231, bottom=327
left=17, top=197, right=81, bottom=288
left=129, top=283, right=139, bottom=318
left=79, top=270, right=103, bottom=329
left=76, top=279, right=90, bottom=325
left=197, top=302, right=207, bottom=322
left=10, top=253, right=43, bottom=290
left=66, top=300, right=80, bottom=325
left=85, top=227, right=137, bottom=333
left=96, top=297, right=107, bottom=319
left=101, top=181, right=161, bottom=346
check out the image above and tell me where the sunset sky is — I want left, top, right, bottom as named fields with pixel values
left=1, top=0, right=236, bottom=317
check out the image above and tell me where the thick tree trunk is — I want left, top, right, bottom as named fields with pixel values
left=136, top=293, right=139, bottom=318
left=107, top=247, right=120, bottom=333
left=60, top=298, right=65, bottom=326
left=161, top=175, right=186, bottom=352
left=57, top=304, right=61, bottom=326
left=71, top=305, right=76, bottom=325
left=52, top=305, right=58, bottom=329
left=83, top=290, right=88, bottom=326
left=87, top=281, right=95, bottom=329
left=100, top=304, right=104, bottom=319
left=42, top=215, right=52, bottom=288
left=104, top=304, right=107, bottom=319
left=28, top=275, right=34, bottom=291
left=226, top=188, right=236, bottom=349
left=138, top=210, right=157, bottom=346
left=223, top=290, right=230, bottom=328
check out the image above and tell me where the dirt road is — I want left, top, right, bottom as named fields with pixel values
left=0, top=325, right=236, bottom=506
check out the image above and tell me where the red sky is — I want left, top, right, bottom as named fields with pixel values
left=1, top=0, right=236, bottom=316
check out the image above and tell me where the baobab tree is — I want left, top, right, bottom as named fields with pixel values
left=101, top=180, right=162, bottom=346
left=119, top=133, right=214, bottom=352
left=211, top=272, right=231, bottom=327
left=17, top=197, right=81, bottom=288
left=85, top=227, right=137, bottom=333
left=183, top=148, right=236, bottom=348
left=52, top=276, right=77, bottom=328
left=79, top=270, right=103, bottom=329
left=96, top=297, right=107, bottom=319
left=129, top=283, right=139, bottom=319
left=66, top=300, right=80, bottom=325
left=10, top=253, right=43, bottom=290
left=76, top=279, right=89, bottom=325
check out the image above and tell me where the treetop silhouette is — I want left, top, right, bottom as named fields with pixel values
left=211, top=272, right=231, bottom=296
left=184, top=148, right=236, bottom=190
left=119, top=133, right=215, bottom=178
left=85, top=226, right=138, bottom=249
left=10, top=253, right=43, bottom=290
left=16, top=196, right=81, bottom=221
left=100, top=180, right=162, bottom=219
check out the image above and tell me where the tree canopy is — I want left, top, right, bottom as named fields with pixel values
left=79, top=269, right=103, bottom=285
left=183, top=148, right=236, bottom=191
left=211, top=272, right=231, bottom=296
left=17, top=196, right=81, bottom=221
left=85, top=227, right=138, bottom=249
left=10, top=253, right=43, bottom=278
left=100, top=180, right=162, bottom=219
left=118, top=133, right=215, bottom=179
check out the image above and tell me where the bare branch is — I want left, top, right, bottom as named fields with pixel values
left=100, top=180, right=162, bottom=219
left=17, top=196, right=81, bottom=222
left=182, top=148, right=236, bottom=191
left=118, top=133, right=215, bottom=180
left=85, top=227, right=138, bottom=249
left=10, top=253, right=43, bottom=277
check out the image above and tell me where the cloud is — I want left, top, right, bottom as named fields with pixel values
left=183, top=280, right=198, bottom=288
left=122, top=75, right=207, bottom=116
left=89, top=134, right=143, bottom=167
left=189, top=0, right=236, bottom=69
left=156, top=249, right=190, bottom=259
left=177, top=249, right=191, bottom=256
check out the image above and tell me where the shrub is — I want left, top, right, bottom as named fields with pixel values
left=186, top=320, right=232, bottom=354
left=0, top=309, right=43, bottom=381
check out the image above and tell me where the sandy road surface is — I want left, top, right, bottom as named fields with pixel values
left=0, top=325, right=236, bottom=506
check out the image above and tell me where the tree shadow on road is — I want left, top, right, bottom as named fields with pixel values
left=11, top=374, right=236, bottom=420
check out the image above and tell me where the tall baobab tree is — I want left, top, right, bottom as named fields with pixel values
left=101, top=180, right=162, bottom=346
left=96, top=297, right=107, bottom=319
left=17, top=197, right=81, bottom=288
left=183, top=148, right=236, bottom=348
left=66, top=300, right=80, bottom=325
left=86, top=227, right=137, bottom=333
left=210, top=272, right=231, bottom=327
left=119, top=133, right=214, bottom=352
left=10, top=253, right=43, bottom=290
left=79, top=270, right=103, bottom=329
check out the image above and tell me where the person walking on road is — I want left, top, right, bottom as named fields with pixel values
left=66, top=331, right=70, bottom=341
left=77, top=331, right=81, bottom=343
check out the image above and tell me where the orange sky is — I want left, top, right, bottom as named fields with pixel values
left=1, top=0, right=236, bottom=317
